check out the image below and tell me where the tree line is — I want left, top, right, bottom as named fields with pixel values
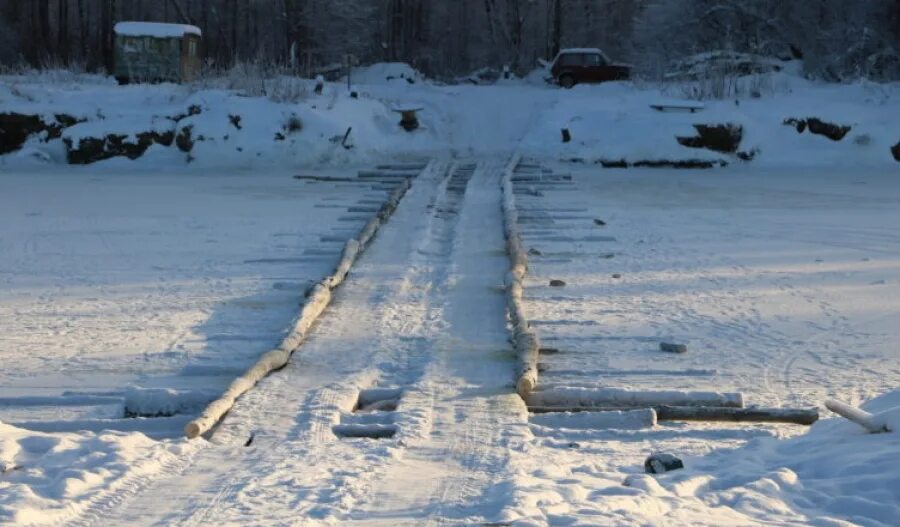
left=1, top=0, right=897, bottom=81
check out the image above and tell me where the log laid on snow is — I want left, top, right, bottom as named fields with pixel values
left=526, top=387, right=743, bottom=410
left=656, top=405, right=818, bottom=425
left=500, top=153, right=540, bottom=399
left=184, top=163, right=423, bottom=439
left=530, top=408, right=657, bottom=430
left=826, top=399, right=891, bottom=433
left=529, top=404, right=817, bottom=426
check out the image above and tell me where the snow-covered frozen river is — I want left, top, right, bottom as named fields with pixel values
left=1, top=161, right=899, bottom=526
left=0, top=167, right=380, bottom=432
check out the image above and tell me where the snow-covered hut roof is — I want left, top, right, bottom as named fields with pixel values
left=114, top=22, right=202, bottom=39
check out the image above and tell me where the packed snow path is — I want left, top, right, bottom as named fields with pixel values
left=93, top=160, right=529, bottom=526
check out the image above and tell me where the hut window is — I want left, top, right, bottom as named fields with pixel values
left=188, top=40, right=198, bottom=57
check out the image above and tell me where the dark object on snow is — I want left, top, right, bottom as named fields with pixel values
left=528, top=248, right=543, bottom=256
left=549, top=279, right=566, bottom=287
left=550, top=48, right=631, bottom=88
left=650, top=103, right=704, bottom=113
left=807, top=118, right=850, bottom=141
left=737, top=149, right=758, bottom=161
left=891, top=141, right=900, bottom=162
left=598, top=158, right=628, bottom=168
left=113, top=22, right=202, bottom=84
left=539, top=347, right=560, bottom=354
left=175, top=125, right=194, bottom=152
left=598, top=158, right=726, bottom=169
left=393, top=108, right=422, bottom=132
left=659, top=342, right=688, bottom=354
left=784, top=118, right=851, bottom=141
left=645, top=453, right=684, bottom=474
left=612, top=273, right=622, bottom=279
left=676, top=123, right=743, bottom=153
left=228, top=114, right=242, bottom=130
left=656, top=405, right=819, bottom=425
left=65, top=130, right=175, bottom=164
left=0, top=112, right=81, bottom=154
left=350, top=91, right=358, bottom=99
left=594, top=219, right=606, bottom=226
left=341, top=127, right=353, bottom=149
left=561, top=128, right=571, bottom=143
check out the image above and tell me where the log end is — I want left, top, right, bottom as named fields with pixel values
left=516, top=377, right=536, bottom=400
left=184, top=421, right=203, bottom=439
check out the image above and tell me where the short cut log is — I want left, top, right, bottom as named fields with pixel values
left=826, top=399, right=891, bottom=433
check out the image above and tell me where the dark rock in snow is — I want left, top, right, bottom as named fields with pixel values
left=228, top=114, right=243, bottom=130
left=549, top=279, right=566, bottom=287
left=737, top=149, right=759, bottom=161
left=612, top=273, right=622, bottom=279
left=806, top=118, right=850, bottom=141
left=528, top=248, right=543, bottom=256
left=0, top=112, right=82, bottom=154
left=891, top=141, right=900, bottom=162
left=594, top=219, right=607, bottom=226
left=676, top=123, right=743, bottom=153
left=784, top=117, right=851, bottom=141
left=175, top=125, right=195, bottom=152
left=65, top=130, right=174, bottom=165
left=645, top=453, right=684, bottom=474
left=659, top=342, right=688, bottom=354
left=0, top=113, right=45, bottom=154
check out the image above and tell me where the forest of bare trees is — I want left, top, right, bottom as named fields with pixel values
left=1, top=0, right=898, bottom=81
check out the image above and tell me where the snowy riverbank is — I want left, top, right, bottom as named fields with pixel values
left=2, top=65, right=898, bottom=170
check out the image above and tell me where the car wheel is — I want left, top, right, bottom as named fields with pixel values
left=559, top=75, right=576, bottom=89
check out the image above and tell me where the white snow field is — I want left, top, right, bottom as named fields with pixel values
left=1, top=67, right=899, bottom=526
left=0, top=165, right=420, bottom=523
left=506, top=161, right=900, bottom=526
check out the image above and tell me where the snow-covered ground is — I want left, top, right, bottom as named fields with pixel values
left=0, top=165, right=414, bottom=523
left=506, top=162, right=900, bottom=526
left=1, top=67, right=899, bottom=525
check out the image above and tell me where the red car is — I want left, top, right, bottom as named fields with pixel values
left=550, top=48, right=631, bottom=88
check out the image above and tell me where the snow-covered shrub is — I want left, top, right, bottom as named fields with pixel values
left=661, top=52, right=784, bottom=100
left=192, top=60, right=309, bottom=103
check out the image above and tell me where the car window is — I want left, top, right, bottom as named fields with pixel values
left=583, top=53, right=604, bottom=66
left=557, top=53, right=582, bottom=67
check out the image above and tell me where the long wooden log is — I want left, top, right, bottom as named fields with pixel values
left=500, top=153, right=538, bottom=399
left=529, top=405, right=818, bottom=426
left=826, top=399, right=891, bottom=433
left=527, top=387, right=743, bottom=409
left=656, top=405, right=818, bottom=425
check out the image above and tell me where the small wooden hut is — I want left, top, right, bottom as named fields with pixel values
left=113, top=22, right=202, bottom=84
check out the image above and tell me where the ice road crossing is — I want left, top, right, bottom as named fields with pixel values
left=97, top=159, right=530, bottom=527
